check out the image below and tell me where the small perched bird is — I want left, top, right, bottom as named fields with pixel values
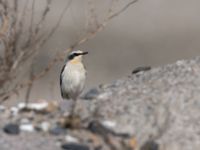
left=60, top=50, right=88, bottom=116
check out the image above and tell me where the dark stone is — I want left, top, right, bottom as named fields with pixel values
left=88, top=121, right=130, bottom=139
left=83, top=88, right=100, bottom=100
left=3, top=123, right=20, bottom=135
left=61, top=143, right=90, bottom=150
left=94, top=146, right=102, bottom=150
left=87, top=121, right=110, bottom=136
left=49, top=126, right=66, bottom=135
left=140, top=140, right=159, bottom=150
left=132, top=66, right=151, bottom=74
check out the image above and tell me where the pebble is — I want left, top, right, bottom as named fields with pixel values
left=10, top=107, right=19, bottom=116
left=61, top=143, right=89, bottom=150
left=50, top=126, right=66, bottom=135
left=39, top=122, right=51, bottom=132
left=88, top=121, right=130, bottom=138
left=83, top=88, right=100, bottom=100
left=65, top=135, right=79, bottom=143
left=17, top=102, right=26, bottom=110
left=88, top=121, right=111, bottom=136
left=101, top=120, right=116, bottom=129
left=3, top=123, right=20, bottom=135
left=18, top=102, right=48, bottom=112
left=20, top=124, right=35, bottom=132
left=141, top=140, right=159, bottom=150
left=28, top=102, right=48, bottom=111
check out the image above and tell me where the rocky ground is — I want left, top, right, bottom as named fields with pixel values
left=1, top=56, right=200, bottom=150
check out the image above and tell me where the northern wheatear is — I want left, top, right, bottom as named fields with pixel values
left=60, top=50, right=88, bottom=115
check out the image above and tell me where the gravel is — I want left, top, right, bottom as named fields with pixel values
left=80, top=56, right=200, bottom=149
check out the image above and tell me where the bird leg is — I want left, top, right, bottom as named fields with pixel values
left=70, top=98, right=78, bottom=117
left=64, top=99, right=82, bottom=128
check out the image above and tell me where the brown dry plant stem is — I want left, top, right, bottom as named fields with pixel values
left=25, top=61, right=35, bottom=104
left=0, top=0, right=72, bottom=102
left=0, top=0, right=139, bottom=103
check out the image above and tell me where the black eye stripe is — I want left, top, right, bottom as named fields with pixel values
left=68, top=53, right=81, bottom=60
left=74, top=53, right=80, bottom=56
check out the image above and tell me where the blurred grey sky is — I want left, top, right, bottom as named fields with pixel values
left=12, top=0, right=200, bottom=102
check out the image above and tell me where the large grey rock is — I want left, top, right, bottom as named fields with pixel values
left=81, top=56, right=200, bottom=150
left=1, top=57, right=200, bottom=150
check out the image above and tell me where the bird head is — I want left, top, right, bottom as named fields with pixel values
left=67, top=50, right=88, bottom=64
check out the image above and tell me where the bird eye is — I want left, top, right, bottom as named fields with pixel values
left=68, top=54, right=75, bottom=60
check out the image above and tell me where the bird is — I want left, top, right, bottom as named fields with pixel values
left=60, top=50, right=88, bottom=116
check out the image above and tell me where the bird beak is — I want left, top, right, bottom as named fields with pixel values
left=81, top=51, right=88, bottom=55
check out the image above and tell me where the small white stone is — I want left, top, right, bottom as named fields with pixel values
left=17, top=102, right=26, bottom=110
left=10, top=107, right=19, bottom=116
left=65, top=135, right=79, bottom=143
left=20, top=124, right=35, bottom=132
left=18, top=102, right=48, bottom=111
left=28, top=102, right=48, bottom=111
left=101, top=120, right=116, bottom=129
left=39, top=122, right=50, bottom=132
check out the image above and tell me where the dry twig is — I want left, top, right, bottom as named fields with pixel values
left=0, top=0, right=139, bottom=102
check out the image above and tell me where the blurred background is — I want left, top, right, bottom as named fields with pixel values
left=1, top=0, right=200, bottom=104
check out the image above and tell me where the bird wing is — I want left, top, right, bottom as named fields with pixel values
left=60, top=64, right=69, bottom=99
